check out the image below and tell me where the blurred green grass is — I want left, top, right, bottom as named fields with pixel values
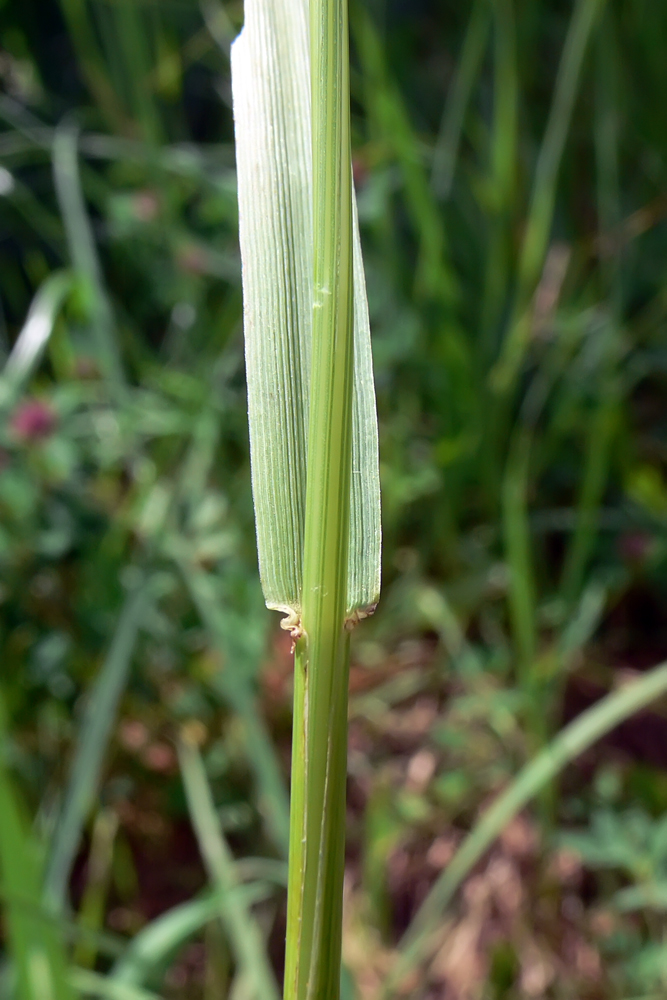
left=2, top=0, right=667, bottom=997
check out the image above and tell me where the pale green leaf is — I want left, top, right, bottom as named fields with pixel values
left=111, top=885, right=278, bottom=986
left=0, top=271, right=73, bottom=407
left=231, top=0, right=380, bottom=628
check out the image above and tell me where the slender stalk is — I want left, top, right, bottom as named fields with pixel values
left=44, top=576, right=149, bottom=912
left=491, top=0, right=607, bottom=394
left=178, top=739, right=280, bottom=1000
left=560, top=18, right=621, bottom=606
left=284, top=0, right=354, bottom=997
left=52, top=122, right=125, bottom=393
left=479, top=0, right=517, bottom=365
left=430, top=0, right=490, bottom=200
left=502, top=427, right=537, bottom=679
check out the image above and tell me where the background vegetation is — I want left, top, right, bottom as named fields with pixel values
left=2, top=0, right=667, bottom=997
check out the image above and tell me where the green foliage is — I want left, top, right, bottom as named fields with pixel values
left=560, top=804, right=667, bottom=994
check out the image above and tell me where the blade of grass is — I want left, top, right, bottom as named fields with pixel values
left=3, top=173, right=65, bottom=254
left=203, top=920, right=231, bottom=1000
left=52, top=121, right=125, bottom=391
left=44, top=575, right=150, bottom=912
left=131, top=397, right=290, bottom=857
left=57, top=0, right=130, bottom=133
left=0, top=693, right=75, bottom=1000
left=490, top=0, right=518, bottom=216
left=112, top=0, right=163, bottom=145
left=71, top=969, right=162, bottom=1000
left=430, top=0, right=490, bottom=200
left=178, top=561, right=290, bottom=856
left=479, top=0, right=518, bottom=368
left=560, top=375, right=619, bottom=605
left=178, top=736, right=281, bottom=1000
left=201, top=0, right=235, bottom=59
left=502, top=344, right=576, bottom=698
left=0, top=93, right=233, bottom=184
left=352, top=5, right=472, bottom=545
left=0, top=884, right=125, bottom=959
left=502, top=426, right=537, bottom=678
left=381, top=658, right=667, bottom=998
left=0, top=270, right=73, bottom=407
left=477, top=0, right=521, bottom=507
left=492, top=0, right=607, bottom=393
left=73, top=809, right=118, bottom=969
left=112, top=885, right=278, bottom=987
left=560, top=16, right=622, bottom=606
left=353, top=5, right=457, bottom=311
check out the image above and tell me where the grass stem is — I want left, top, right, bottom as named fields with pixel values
left=283, top=0, right=355, bottom=997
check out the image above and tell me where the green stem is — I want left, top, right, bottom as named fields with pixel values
left=284, top=0, right=354, bottom=997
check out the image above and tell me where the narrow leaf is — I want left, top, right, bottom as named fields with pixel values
left=52, top=121, right=124, bottom=390
left=178, top=737, right=280, bottom=1000
left=111, top=886, right=276, bottom=987
left=0, top=271, right=73, bottom=407
left=70, top=969, right=162, bottom=1000
left=44, top=576, right=150, bottom=911
left=231, top=0, right=380, bottom=630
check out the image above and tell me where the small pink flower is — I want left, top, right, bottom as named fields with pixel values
left=132, top=189, right=159, bottom=223
left=10, top=399, right=57, bottom=441
left=176, top=243, right=208, bottom=275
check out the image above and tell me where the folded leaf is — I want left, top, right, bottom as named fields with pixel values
left=231, top=0, right=380, bottom=629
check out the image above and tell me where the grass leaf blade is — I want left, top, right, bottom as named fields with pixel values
left=52, top=121, right=124, bottom=390
left=178, top=737, right=280, bottom=1000
left=231, top=0, right=380, bottom=629
left=1, top=271, right=73, bottom=405
left=44, top=577, right=150, bottom=911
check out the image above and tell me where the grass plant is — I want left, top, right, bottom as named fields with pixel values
left=2, top=0, right=667, bottom=998
left=232, top=0, right=380, bottom=995
left=285, top=0, right=357, bottom=989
